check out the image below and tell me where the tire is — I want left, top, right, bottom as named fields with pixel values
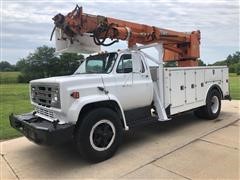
left=194, top=89, right=221, bottom=120
left=75, top=108, right=123, bottom=162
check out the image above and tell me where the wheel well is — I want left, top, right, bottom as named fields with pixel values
left=76, top=100, right=124, bottom=129
left=207, top=85, right=223, bottom=101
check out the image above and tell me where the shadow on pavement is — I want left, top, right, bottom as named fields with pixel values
left=5, top=110, right=232, bottom=178
left=26, top=111, right=225, bottom=161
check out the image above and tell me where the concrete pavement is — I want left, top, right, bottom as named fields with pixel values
left=1, top=100, right=239, bottom=179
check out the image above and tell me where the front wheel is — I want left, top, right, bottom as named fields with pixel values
left=75, top=108, right=123, bottom=162
left=194, top=89, right=221, bottom=120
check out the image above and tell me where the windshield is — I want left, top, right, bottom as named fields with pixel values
left=74, top=53, right=118, bottom=74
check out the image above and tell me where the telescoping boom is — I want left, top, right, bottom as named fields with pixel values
left=52, top=5, right=201, bottom=67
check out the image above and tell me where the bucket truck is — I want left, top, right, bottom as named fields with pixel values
left=10, top=6, right=230, bottom=162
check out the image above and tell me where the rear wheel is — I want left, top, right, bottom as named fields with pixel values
left=194, top=89, right=221, bottom=120
left=75, top=108, right=123, bottom=162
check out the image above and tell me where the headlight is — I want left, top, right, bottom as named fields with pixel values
left=51, top=89, right=60, bottom=108
left=51, top=92, right=58, bottom=103
left=31, top=87, right=35, bottom=98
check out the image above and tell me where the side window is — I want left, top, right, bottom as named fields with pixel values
left=86, top=59, right=103, bottom=73
left=132, top=53, right=145, bottom=73
left=117, top=54, right=133, bottom=73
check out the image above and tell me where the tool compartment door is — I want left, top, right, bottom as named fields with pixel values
left=185, top=70, right=196, bottom=104
left=222, top=68, right=229, bottom=96
left=195, top=69, right=205, bottom=101
left=170, top=70, right=185, bottom=107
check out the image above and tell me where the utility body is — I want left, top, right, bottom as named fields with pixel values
left=10, top=6, right=230, bottom=162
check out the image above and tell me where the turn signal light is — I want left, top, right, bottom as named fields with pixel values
left=71, top=91, right=80, bottom=99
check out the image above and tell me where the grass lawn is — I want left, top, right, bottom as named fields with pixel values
left=0, top=71, right=21, bottom=84
left=0, top=83, right=32, bottom=140
left=229, top=73, right=240, bottom=100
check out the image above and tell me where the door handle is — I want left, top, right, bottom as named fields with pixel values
left=141, top=74, right=149, bottom=78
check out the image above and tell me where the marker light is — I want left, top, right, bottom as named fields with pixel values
left=70, top=91, right=80, bottom=99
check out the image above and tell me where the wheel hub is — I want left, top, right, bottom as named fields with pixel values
left=90, top=119, right=116, bottom=151
left=211, top=96, right=219, bottom=114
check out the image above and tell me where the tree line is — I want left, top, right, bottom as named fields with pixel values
left=0, top=46, right=239, bottom=83
left=1, top=45, right=84, bottom=83
left=164, top=51, right=240, bottom=75
left=164, top=59, right=206, bottom=67
left=211, top=51, right=240, bottom=75
left=0, top=61, right=17, bottom=71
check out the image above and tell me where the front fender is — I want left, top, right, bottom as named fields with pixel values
left=107, top=94, right=129, bottom=130
left=67, top=94, right=109, bottom=124
left=66, top=94, right=129, bottom=130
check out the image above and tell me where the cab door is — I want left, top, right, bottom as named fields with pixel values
left=114, top=52, right=153, bottom=110
left=132, top=52, right=153, bottom=107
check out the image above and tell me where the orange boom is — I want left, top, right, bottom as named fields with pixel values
left=52, top=5, right=201, bottom=66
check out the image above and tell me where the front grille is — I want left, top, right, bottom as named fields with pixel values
left=36, top=107, right=56, bottom=119
left=31, top=84, right=60, bottom=108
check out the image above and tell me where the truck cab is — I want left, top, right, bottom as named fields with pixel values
left=10, top=47, right=230, bottom=162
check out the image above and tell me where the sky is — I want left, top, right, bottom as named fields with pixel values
left=1, top=0, right=239, bottom=64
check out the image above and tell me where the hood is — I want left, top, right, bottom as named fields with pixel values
left=30, top=74, right=104, bottom=84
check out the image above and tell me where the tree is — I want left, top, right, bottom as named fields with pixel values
left=198, top=59, right=206, bottom=66
left=16, top=58, right=27, bottom=71
left=164, top=61, right=176, bottom=67
left=236, top=63, right=240, bottom=75
left=17, top=45, right=84, bottom=83
left=0, top=61, right=14, bottom=71
left=17, top=46, right=57, bottom=82
left=211, top=51, right=240, bottom=74
left=58, top=53, right=84, bottom=75
left=228, top=64, right=236, bottom=73
left=164, top=59, right=206, bottom=67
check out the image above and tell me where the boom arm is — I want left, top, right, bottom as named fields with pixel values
left=52, top=6, right=201, bottom=66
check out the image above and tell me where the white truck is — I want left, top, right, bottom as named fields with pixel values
left=10, top=7, right=230, bottom=162
left=10, top=44, right=230, bottom=162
